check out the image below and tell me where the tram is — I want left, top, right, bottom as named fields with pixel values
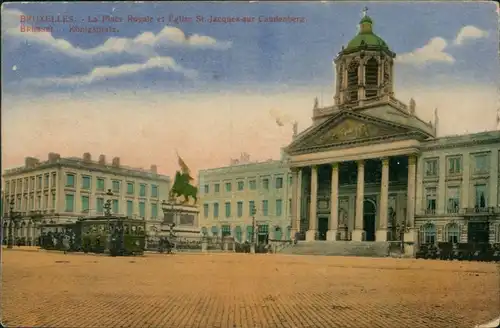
left=39, top=216, right=146, bottom=256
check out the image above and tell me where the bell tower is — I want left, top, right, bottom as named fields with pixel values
left=333, top=8, right=396, bottom=106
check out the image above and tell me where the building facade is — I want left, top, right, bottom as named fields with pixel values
left=2, top=152, right=170, bottom=244
left=198, top=13, right=500, bottom=251
left=198, top=158, right=293, bottom=242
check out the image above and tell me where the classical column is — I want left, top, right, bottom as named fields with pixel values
left=376, top=158, right=389, bottom=242
left=404, top=155, right=417, bottom=251
left=306, top=166, right=318, bottom=241
left=296, top=169, right=302, bottom=233
left=326, top=163, right=339, bottom=241
left=352, top=160, right=365, bottom=241
left=290, top=168, right=299, bottom=239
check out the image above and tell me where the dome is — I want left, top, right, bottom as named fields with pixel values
left=343, top=14, right=391, bottom=53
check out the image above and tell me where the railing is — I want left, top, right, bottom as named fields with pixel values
left=465, top=207, right=495, bottom=215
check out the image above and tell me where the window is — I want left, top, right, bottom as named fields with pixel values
left=447, top=156, right=462, bottom=175
left=203, top=204, right=209, bottom=218
left=66, top=174, right=75, bottom=187
left=262, top=200, right=269, bottom=216
left=221, top=225, right=231, bottom=237
left=30, top=177, right=35, bottom=189
left=424, top=159, right=438, bottom=177
left=249, top=201, right=255, bottom=216
left=81, top=195, right=89, bottom=213
left=235, top=226, right=243, bottom=242
left=5, top=181, right=9, bottom=192
left=112, top=180, right=121, bottom=193
left=225, top=202, right=231, bottom=218
left=51, top=173, right=56, bottom=186
left=97, top=178, right=105, bottom=191
left=139, top=202, right=145, bottom=218
left=275, top=177, right=283, bottom=189
left=44, top=195, right=48, bottom=209
left=214, top=184, right=220, bottom=193
left=96, top=198, right=104, bottom=214
left=151, top=185, right=158, bottom=198
left=204, top=184, right=209, bottom=194
left=249, top=180, right=256, bottom=190
left=139, top=184, right=146, bottom=197
left=82, top=176, right=91, bottom=190
left=237, top=181, right=244, bottom=191
left=276, top=199, right=283, bottom=216
left=51, top=194, right=56, bottom=208
left=262, top=178, right=269, bottom=190
left=213, top=203, right=219, bottom=218
left=112, top=199, right=119, bottom=214
left=420, top=223, right=436, bottom=244
left=474, top=184, right=487, bottom=209
left=225, top=182, right=232, bottom=192
left=289, top=199, right=292, bottom=213
left=44, top=174, right=49, bottom=187
left=473, top=154, right=489, bottom=174
left=288, top=175, right=292, bottom=185
left=258, top=224, right=269, bottom=234
left=237, top=201, right=243, bottom=217
left=127, top=182, right=134, bottom=195
left=246, top=226, right=253, bottom=241
left=127, top=200, right=134, bottom=216
left=37, top=175, right=42, bottom=189
left=151, top=203, right=158, bottom=219
left=274, top=226, right=283, bottom=240
left=445, top=223, right=460, bottom=243
left=446, top=187, right=460, bottom=213
left=425, top=187, right=437, bottom=214
left=37, top=196, right=41, bottom=209
left=65, top=194, right=74, bottom=212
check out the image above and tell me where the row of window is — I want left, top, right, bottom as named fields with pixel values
left=420, top=223, right=461, bottom=244
left=201, top=225, right=292, bottom=242
left=64, top=174, right=159, bottom=198
left=203, top=199, right=292, bottom=219
left=425, top=184, right=490, bottom=213
left=4, top=194, right=56, bottom=212
left=424, top=152, right=494, bottom=178
left=63, top=194, right=159, bottom=218
left=4, top=173, right=57, bottom=192
left=203, top=175, right=291, bottom=194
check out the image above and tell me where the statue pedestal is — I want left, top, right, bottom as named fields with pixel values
left=161, top=203, right=200, bottom=237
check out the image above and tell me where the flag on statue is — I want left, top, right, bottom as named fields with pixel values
left=176, top=152, right=193, bottom=180
left=275, top=118, right=284, bottom=127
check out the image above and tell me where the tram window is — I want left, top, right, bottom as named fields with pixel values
left=109, top=224, right=114, bottom=232
left=137, top=226, right=144, bottom=234
left=124, top=225, right=130, bottom=234
left=131, top=225, right=137, bottom=234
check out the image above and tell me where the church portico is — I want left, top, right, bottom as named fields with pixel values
left=293, top=153, right=414, bottom=243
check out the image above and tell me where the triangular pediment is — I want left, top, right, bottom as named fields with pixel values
left=286, top=110, right=427, bottom=155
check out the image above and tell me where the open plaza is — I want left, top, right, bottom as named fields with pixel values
left=1, top=249, right=499, bottom=328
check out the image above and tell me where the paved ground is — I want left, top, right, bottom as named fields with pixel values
left=1, top=248, right=499, bottom=328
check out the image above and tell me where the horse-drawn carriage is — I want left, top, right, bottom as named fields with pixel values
left=416, top=242, right=500, bottom=262
left=39, top=216, right=146, bottom=256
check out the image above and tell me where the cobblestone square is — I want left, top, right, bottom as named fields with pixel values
left=1, top=250, right=499, bottom=328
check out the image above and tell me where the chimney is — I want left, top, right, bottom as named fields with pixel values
left=25, top=157, right=40, bottom=168
left=98, top=154, right=106, bottom=165
left=83, top=152, right=91, bottom=162
left=112, top=157, right=121, bottom=167
left=48, top=152, right=60, bottom=163
left=150, top=165, right=157, bottom=174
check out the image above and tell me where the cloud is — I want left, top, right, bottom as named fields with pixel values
left=2, top=8, right=232, bottom=59
left=453, top=25, right=489, bottom=45
left=20, top=56, right=197, bottom=86
left=396, top=37, right=455, bottom=66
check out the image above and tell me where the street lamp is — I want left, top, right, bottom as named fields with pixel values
left=7, top=198, right=21, bottom=249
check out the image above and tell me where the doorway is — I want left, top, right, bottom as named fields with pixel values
left=467, top=221, right=489, bottom=243
left=363, top=199, right=376, bottom=242
left=318, top=217, right=328, bottom=241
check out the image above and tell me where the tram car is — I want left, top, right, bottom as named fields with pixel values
left=39, top=216, right=146, bottom=256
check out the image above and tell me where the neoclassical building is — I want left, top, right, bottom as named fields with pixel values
left=2, top=152, right=170, bottom=244
left=284, top=13, right=500, bottom=249
left=198, top=12, right=500, bottom=252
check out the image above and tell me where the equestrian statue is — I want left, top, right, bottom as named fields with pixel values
left=169, top=153, right=198, bottom=205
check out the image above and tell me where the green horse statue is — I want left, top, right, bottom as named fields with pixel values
left=170, top=171, right=198, bottom=205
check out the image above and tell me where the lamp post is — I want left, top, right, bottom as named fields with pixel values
left=7, top=198, right=21, bottom=249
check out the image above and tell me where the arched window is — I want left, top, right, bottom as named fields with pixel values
left=285, top=226, right=291, bottom=240
left=365, top=58, right=379, bottom=98
left=211, top=226, right=219, bottom=237
left=274, top=226, right=282, bottom=241
left=347, top=61, right=359, bottom=102
left=444, top=223, right=460, bottom=244
left=420, top=223, right=436, bottom=245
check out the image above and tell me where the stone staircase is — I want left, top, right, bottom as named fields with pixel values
left=278, top=241, right=391, bottom=257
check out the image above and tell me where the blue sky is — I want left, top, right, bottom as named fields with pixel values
left=1, top=2, right=499, bottom=174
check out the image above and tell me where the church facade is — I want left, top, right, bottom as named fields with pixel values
left=198, top=13, right=500, bottom=254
